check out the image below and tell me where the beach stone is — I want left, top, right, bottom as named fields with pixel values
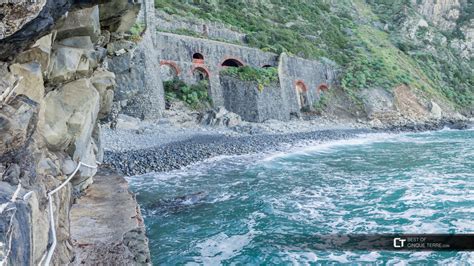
left=115, top=114, right=141, bottom=131
left=199, top=107, right=242, bottom=127
left=429, top=101, right=442, bottom=119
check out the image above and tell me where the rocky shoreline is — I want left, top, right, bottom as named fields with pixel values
left=103, top=119, right=472, bottom=176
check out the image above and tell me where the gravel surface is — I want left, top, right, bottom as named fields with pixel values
left=104, top=129, right=372, bottom=176
left=102, top=115, right=472, bottom=176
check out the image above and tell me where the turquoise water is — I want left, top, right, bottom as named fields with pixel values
left=129, top=129, right=474, bottom=264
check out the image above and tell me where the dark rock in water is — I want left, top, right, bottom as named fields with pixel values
left=146, top=191, right=209, bottom=214
left=174, top=191, right=208, bottom=205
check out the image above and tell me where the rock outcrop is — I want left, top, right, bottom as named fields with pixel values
left=0, top=1, right=151, bottom=264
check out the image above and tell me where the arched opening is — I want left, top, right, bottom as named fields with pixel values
left=262, top=65, right=273, bottom=68
left=160, top=61, right=180, bottom=81
left=192, top=53, right=205, bottom=64
left=193, top=67, right=210, bottom=82
left=221, top=58, right=244, bottom=67
left=193, top=53, right=204, bottom=60
left=317, top=83, right=329, bottom=97
left=295, top=80, right=309, bottom=110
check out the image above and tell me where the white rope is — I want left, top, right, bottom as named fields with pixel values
left=0, top=183, right=21, bottom=214
left=42, top=161, right=98, bottom=266
left=0, top=77, right=23, bottom=105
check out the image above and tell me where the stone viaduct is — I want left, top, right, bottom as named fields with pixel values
left=156, top=31, right=338, bottom=121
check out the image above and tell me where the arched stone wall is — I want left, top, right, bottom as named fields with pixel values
left=160, top=61, right=180, bottom=81
left=221, top=57, right=244, bottom=67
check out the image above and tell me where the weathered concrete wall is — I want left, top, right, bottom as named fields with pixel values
left=155, top=10, right=247, bottom=44
left=156, top=32, right=279, bottom=106
left=279, top=53, right=338, bottom=115
left=220, top=75, right=290, bottom=122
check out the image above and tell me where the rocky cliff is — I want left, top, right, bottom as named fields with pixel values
left=154, top=0, right=473, bottom=123
left=0, top=0, right=151, bottom=264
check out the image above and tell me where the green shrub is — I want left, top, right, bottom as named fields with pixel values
left=164, top=79, right=211, bottom=109
left=221, top=66, right=279, bottom=91
left=313, top=91, right=330, bottom=113
left=128, top=22, right=145, bottom=42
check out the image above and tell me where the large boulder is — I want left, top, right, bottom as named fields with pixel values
left=99, top=0, right=141, bottom=33
left=0, top=0, right=72, bottom=60
left=48, top=43, right=99, bottom=83
left=55, top=5, right=101, bottom=42
left=91, top=69, right=116, bottom=119
left=115, top=114, right=141, bottom=131
left=38, top=78, right=99, bottom=156
left=198, top=107, right=242, bottom=127
left=9, top=62, right=45, bottom=103
left=429, top=101, right=443, bottom=119
left=14, top=34, right=54, bottom=76
left=0, top=96, right=38, bottom=156
left=0, top=0, right=47, bottom=39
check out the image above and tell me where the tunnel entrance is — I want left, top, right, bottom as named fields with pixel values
left=221, top=58, right=244, bottom=67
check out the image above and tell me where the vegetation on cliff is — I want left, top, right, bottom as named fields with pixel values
left=164, top=79, right=211, bottom=108
left=155, top=0, right=473, bottom=111
left=221, top=66, right=279, bottom=91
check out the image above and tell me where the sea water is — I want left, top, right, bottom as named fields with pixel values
left=128, top=129, right=474, bottom=264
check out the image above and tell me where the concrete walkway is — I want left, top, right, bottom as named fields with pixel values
left=70, top=168, right=150, bottom=265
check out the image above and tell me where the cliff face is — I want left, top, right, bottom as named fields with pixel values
left=0, top=0, right=151, bottom=264
left=155, top=0, right=473, bottom=119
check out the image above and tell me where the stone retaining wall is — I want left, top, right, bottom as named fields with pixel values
left=220, top=75, right=290, bottom=122
left=156, top=32, right=279, bottom=106
left=156, top=31, right=338, bottom=120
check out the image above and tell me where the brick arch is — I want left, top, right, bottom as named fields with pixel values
left=192, top=66, right=211, bottom=80
left=317, top=83, right=329, bottom=91
left=295, top=80, right=308, bottom=92
left=295, top=80, right=309, bottom=109
left=220, top=57, right=245, bottom=67
left=160, top=60, right=181, bottom=75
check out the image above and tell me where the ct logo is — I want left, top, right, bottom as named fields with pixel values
left=393, top=238, right=406, bottom=248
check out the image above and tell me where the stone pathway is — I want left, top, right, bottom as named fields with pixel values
left=70, top=168, right=150, bottom=265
